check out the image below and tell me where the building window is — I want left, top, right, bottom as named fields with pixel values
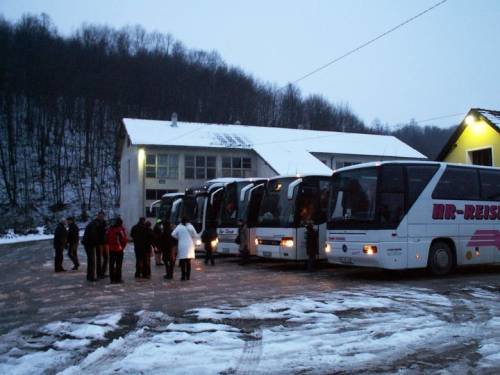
left=145, top=153, right=178, bottom=179
left=145, top=189, right=178, bottom=200
left=469, top=148, right=492, bottom=166
left=337, top=161, right=358, bottom=169
left=185, top=155, right=216, bottom=179
left=222, top=156, right=252, bottom=177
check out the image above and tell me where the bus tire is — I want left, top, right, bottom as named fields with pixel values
left=428, top=241, right=454, bottom=276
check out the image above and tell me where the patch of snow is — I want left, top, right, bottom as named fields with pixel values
left=0, top=227, right=52, bottom=245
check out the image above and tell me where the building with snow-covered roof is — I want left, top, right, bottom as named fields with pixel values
left=437, top=108, right=500, bottom=167
left=119, top=116, right=425, bottom=228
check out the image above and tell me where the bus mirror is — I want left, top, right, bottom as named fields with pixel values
left=287, top=178, right=303, bottom=200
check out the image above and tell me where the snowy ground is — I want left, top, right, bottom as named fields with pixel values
left=0, top=286, right=499, bottom=374
left=0, top=240, right=498, bottom=374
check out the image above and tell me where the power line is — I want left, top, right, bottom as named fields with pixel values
left=284, top=0, right=448, bottom=89
left=413, top=112, right=463, bottom=124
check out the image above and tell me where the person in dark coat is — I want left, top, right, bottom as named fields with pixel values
left=305, top=220, right=319, bottom=272
left=66, top=217, right=80, bottom=270
left=152, top=220, right=163, bottom=266
left=160, top=221, right=176, bottom=279
left=142, top=221, right=154, bottom=278
left=130, top=217, right=147, bottom=278
left=53, top=218, right=68, bottom=272
left=95, top=211, right=108, bottom=279
left=237, top=219, right=249, bottom=265
left=82, top=216, right=101, bottom=281
left=201, top=227, right=217, bottom=266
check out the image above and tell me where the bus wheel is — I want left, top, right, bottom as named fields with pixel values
left=428, top=242, right=453, bottom=276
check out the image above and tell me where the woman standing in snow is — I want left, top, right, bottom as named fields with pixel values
left=171, top=217, right=198, bottom=281
left=106, top=218, right=128, bottom=284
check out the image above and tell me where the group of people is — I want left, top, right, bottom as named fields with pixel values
left=52, top=212, right=318, bottom=283
left=52, top=211, right=215, bottom=283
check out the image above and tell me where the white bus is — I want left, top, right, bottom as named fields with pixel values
left=182, top=178, right=240, bottom=250
left=255, top=175, right=331, bottom=260
left=216, top=178, right=266, bottom=255
left=325, top=161, right=500, bottom=275
left=152, top=192, right=184, bottom=224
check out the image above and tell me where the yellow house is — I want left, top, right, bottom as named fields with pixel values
left=437, top=108, right=500, bottom=166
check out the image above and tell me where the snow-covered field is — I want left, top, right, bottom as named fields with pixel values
left=0, top=285, right=498, bottom=374
left=0, top=228, right=53, bottom=245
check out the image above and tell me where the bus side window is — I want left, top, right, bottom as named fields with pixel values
left=479, top=169, right=500, bottom=201
left=432, top=167, right=480, bottom=200
left=406, top=165, right=439, bottom=208
left=378, top=165, right=405, bottom=225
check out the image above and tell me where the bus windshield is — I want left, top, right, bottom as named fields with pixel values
left=182, top=195, right=205, bottom=232
left=257, top=178, right=297, bottom=227
left=158, top=198, right=174, bottom=223
left=219, top=183, right=238, bottom=226
left=329, top=167, right=377, bottom=227
left=219, top=181, right=253, bottom=227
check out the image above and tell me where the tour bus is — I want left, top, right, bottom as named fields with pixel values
left=216, top=178, right=266, bottom=255
left=325, top=161, right=500, bottom=275
left=181, top=178, right=238, bottom=250
left=255, top=175, right=331, bottom=260
left=152, top=192, right=184, bottom=224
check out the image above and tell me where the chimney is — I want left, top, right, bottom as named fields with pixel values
left=171, top=112, right=178, bottom=127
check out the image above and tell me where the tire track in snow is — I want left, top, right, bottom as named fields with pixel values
left=234, top=327, right=263, bottom=375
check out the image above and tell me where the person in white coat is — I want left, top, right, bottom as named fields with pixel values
left=171, top=217, right=198, bottom=281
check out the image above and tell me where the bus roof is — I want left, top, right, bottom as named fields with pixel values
left=332, top=160, right=499, bottom=174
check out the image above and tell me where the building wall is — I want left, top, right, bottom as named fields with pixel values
left=136, top=146, right=276, bottom=222
left=443, top=119, right=500, bottom=166
left=119, top=142, right=144, bottom=230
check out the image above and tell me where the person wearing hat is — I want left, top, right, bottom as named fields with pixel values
left=53, top=217, right=68, bottom=272
left=66, top=217, right=80, bottom=270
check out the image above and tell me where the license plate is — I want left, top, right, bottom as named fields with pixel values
left=338, top=256, right=353, bottom=264
left=263, top=251, right=272, bottom=257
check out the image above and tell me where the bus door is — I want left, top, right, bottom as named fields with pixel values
left=246, top=183, right=265, bottom=255
left=206, top=187, right=224, bottom=232
left=295, top=183, right=319, bottom=260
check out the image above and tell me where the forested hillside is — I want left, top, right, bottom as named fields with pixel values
left=0, top=14, right=454, bottom=232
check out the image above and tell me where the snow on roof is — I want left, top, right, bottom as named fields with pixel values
left=477, top=109, right=500, bottom=128
left=123, top=118, right=425, bottom=175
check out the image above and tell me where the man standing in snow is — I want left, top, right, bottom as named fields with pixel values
left=53, top=218, right=68, bottom=272
left=95, top=211, right=108, bottom=279
left=82, top=214, right=102, bottom=281
left=305, top=220, right=319, bottom=272
left=130, top=217, right=147, bottom=278
left=66, top=216, right=80, bottom=270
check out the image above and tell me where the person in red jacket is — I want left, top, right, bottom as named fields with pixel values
left=106, top=217, right=128, bottom=284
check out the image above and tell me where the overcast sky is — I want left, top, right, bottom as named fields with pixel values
left=1, top=0, right=499, bottom=128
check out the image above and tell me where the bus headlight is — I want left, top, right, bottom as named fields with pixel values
left=280, top=237, right=294, bottom=248
left=195, top=239, right=202, bottom=246
left=211, top=238, right=218, bottom=248
left=255, top=238, right=260, bottom=246
left=325, top=243, right=331, bottom=253
left=363, top=245, right=377, bottom=255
